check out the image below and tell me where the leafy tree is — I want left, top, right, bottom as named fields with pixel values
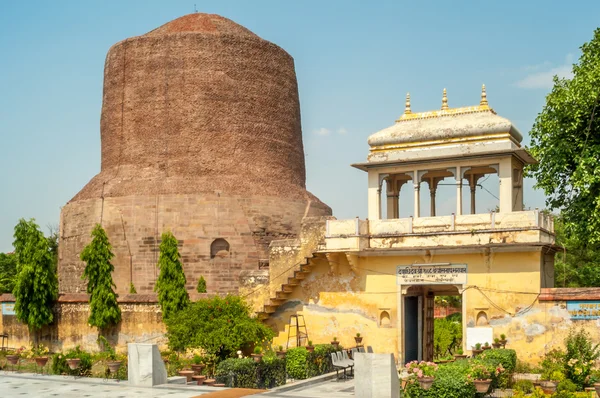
left=0, top=252, right=17, bottom=294
left=554, top=216, right=600, bottom=287
left=165, top=295, right=274, bottom=359
left=155, top=231, right=189, bottom=319
left=197, top=275, right=207, bottom=293
left=12, top=218, right=58, bottom=335
left=80, top=224, right=121, bottom=329
left=528, top=28, right=600, bottom=245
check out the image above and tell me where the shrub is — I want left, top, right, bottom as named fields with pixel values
left=155, top=231, right=189, bottom=320
left=479, top=348, right=516, bottom=388
left=307, top=344, right=337, bottom=377
left=552, top=392, right=576, bottom=398
left=541, top=349, right=566, bottom=381
left=259, top=354, right=286, bottom=388
left=557, top=379, right=577, bottom=392
left=564, top=328, right=600, bottom=389
left=197, top=276, right=207, bottom=293
left=165, top=295, right=274, bottom=359
left=434, top=318, right=461, bottom=358
left=215, top=358, right=256, bottom=388
left=513, top=379, right=534, bottom=394
left=286, top=347, right=309, bottom=380
left=50, top=346, right=93, bottom=376
left=404, top=361, right=475, bottom=398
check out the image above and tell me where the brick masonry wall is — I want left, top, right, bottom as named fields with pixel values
left=59, top=193, right=331, bottom=294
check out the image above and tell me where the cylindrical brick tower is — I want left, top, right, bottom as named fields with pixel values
left=59, top=13, right=331, bottom=294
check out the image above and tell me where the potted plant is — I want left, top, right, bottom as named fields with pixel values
left=482, top=342, right=491, bottom=350
left=355, top=333, right=363, bottom=345
left=499, top=333, right=507, bottom=348
left=5, top=346, right=25, bottom=365
left=540, top=370, right=563, bottom=394
left=276, top=345, right=286, bottom=359
left=191, top=355, right=205, bottom=374
left=306, top=340, right=315, bottom=353
left=251, top=346, right=263, bottom=362
left=492, top=337, right=501, bottom=349
left=31, top=344, right=50, bottom=367
left=468, top=362, right=502, bottom=393
left=472, top=343, right=483, bottom=356
left=454, top=348, right=467, bottom=359
left=66, top=357, right=81, bottom=370
left=405, top=360, right=438, bottom=390
left=331, top=337, right=340, bottom=347
left=98, top=336, right=123, bottom=374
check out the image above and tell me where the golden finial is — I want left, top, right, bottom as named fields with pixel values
left=404, top=92, right=411, bottom=114
left=441, top=88, right=448, bottom=110
left=480, top=84, right=488, bottom=106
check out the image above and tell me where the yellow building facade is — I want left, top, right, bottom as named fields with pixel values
left=249, top=87, right=559, bottom=364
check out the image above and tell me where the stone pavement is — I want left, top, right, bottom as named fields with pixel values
left=0, top=373, right=209, bottom=398
left=0, top=372, right=355, bottom=398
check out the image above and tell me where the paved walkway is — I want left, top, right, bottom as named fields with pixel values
left=0, top=373, right=208, bottom=398
left=0, top=372, right=354, bottom=398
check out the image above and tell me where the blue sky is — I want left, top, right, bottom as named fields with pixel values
left=1, top=0, right=598, bottom=252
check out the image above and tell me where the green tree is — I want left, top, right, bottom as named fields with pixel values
left=554, top=217, right=600, bottom=287
left=0, top=252, right=17, bottom=294
left=165, top=295, right=274, bottom=359
left=12, top=218, right=59, bottom=337
left=155, top=231, right=189, bottom=319
left=528, top=28, right=600, bottom=245
left=197, top=275, right=207, bottom=293
left=80, top=224, right=121, bottom=329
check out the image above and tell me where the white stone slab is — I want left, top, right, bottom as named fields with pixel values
left=354, top=353, right=399, bottom=398
left=466, top=327, right=493, bottom=349
left=127, top=343, right=168, bottom=386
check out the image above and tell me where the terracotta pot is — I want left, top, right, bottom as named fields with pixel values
left=540, top=380, right=557, bottom=394
left=474, top=379, right=492, bottom=393
left=6, top=355, right=19, bottom=365
left=35, top=357, right=49, bottom=367
left=499, top=339, right=507, bottom=347
left=276, top=351, right=286, bottom=359
left=331, top=341, right=340, bottom=347
left=355, top=337, right=363, bottom=344
left=417, top=376, right=435, bottom=390
left=251, top=354, right=263, bottom=363
left=594, top=383, right=600, bottom=395
left=66, top=358, right=81, bottom=370
left=492, top=343, right=501, bottom=349
left=454, top=354, right=467, bottom=360
left=107, top=360, right=122, bottom=374
left=193, top=375, right=206, bottom=385
left=306, top=345, right=315, bottom=353
left=178, top=370, right=194, bottom=383
left=482, top=346, right=491, bottom=350
left=472, top=349, right=483, bottom=356
left=191, top=364, right=205, bottom=374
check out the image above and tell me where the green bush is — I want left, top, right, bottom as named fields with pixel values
left=557, top=379, right=577, bottom=392
left=286, top=347, right=309, bottom=380
left=165, top=295, right=274, bottom=359
left=404, top=361, right=475, bottom=398
left=434, top=318, right=461, bottom=358
left=564, top=328, right=600, bottom=389
left=259, top=354, right=286, bottom=389
left=513, top=379, right=534, bottom=394
left=50, top=346, right=93, bottom=376
left=215, top=358, right=256, bottom=388
left=479, top=348, right=517, bottom=373
left=552, top=392, right=576, bottom=398
left=307, top=344, right=337, bottom=377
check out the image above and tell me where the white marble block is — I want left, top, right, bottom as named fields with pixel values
left=127, top=343, right=168, bottom=386
left=354, top=353, right=399, bottom=398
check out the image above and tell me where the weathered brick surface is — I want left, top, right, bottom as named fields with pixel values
left=59, top=193, right=331, bottom=294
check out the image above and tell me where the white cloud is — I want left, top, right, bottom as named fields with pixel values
left=515, top=55, right=574, bottom=89
left=337, top=127, right=348, bottom=135
left=314, top=127, right=331, bottom=136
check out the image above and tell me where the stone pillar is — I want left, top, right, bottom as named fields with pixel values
left=386, top=178, right=399, bottom=219
left=498, top=159, right=513, bottom=213
left=414, top=180, right=421, bottom=218
left=456, top=166, right=463, bottom=216
left=354, top=353, right=400, bottom=398
left=513, top=167, right=524, bottom=211
left=427, top=177, right=443, bottom=217
left=128, top=343, right=168, bottom=386
left=368, top=171, right=381, bottom=220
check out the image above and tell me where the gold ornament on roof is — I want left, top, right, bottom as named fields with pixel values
left=480, top=84, right=488, bottom=106
left=441, top=88, right=448, bottom=110
left=404, top=93, right=412, bottom=114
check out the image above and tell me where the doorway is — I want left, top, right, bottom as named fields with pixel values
left=404, top=296, right=420, bottom=363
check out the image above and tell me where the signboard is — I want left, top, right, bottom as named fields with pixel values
left=397, top=264, right=467, bottom=285
left=566, top=301, right=600, bottom=320
left=2, top=302, right=16, bottom=315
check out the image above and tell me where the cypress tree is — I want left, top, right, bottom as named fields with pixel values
left=13, top=219, right=58, bottom=335
left=155, top=231, right=189, bottom=319
left=196, top=275, right=207, bottom=293
left=80, top=224, right=121, bottom=329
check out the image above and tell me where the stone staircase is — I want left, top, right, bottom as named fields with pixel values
left=256, top=253, right=319, bottom=320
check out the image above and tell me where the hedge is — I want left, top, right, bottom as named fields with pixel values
left=286, top=344, right=339, bottom=380
left=214, top=355, right=286, bottom=389
left=479, top=348, right=517, bottom=389
left=404, top=360, right=476, bottom=398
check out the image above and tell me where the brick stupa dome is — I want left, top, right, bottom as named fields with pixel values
left=59, top=14, right=331, bottom=295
